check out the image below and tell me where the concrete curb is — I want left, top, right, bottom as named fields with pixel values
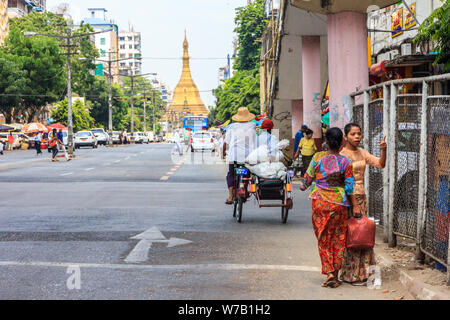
left=399, top=270, right=450, bottom=300
left=375, top=231, right=450, bottom=300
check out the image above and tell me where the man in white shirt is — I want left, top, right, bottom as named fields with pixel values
left=223, top=107, right=256, bottom=205
left=34, top=132, right=42, bottom=156
left=172, top=130, right=183, bottom=156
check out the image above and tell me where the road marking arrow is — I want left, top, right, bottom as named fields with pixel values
left=125, top=227, right=192, bottom=264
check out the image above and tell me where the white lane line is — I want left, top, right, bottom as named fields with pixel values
left=167, top=172, right=174, bottom=175
left=125, top=156, right=130, bottom=160
left=114, top=160, right=121, bottom=163
left=85, top=168, right=95, bottom=172
left=160, top=176, right=169, bottom=181
left=0, top=261, right=321, bottom=272
left=60, top=172, right=73, bottom=176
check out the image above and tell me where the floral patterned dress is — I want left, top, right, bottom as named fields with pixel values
left=339, top=147, right=385, bottom=283
left=305, top=151, right=355, bottom=275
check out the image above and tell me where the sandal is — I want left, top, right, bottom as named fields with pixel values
left=322, top=275, right=341, bottom=288
left=225, top=200, right=233, bottom=205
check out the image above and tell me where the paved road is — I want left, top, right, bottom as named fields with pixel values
left=0, top=144, right=408, bottom=299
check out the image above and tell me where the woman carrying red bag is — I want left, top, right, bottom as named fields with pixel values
left=340, top=123, right=387, bottom=286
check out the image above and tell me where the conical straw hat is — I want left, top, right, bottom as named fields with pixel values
left=232, top=107, right=256, bottom=123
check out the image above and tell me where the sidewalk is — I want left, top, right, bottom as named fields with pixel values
left=375, top=228, right=450, bottom=300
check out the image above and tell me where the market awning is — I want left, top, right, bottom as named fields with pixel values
left=0, top=124, right=19, bottom=132
left=384, top=55, right=436, bottom=68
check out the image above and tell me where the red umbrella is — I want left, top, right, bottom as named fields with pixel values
left=47, top=124, right=68, bottom=130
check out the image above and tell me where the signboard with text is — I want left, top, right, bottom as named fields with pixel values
left=391, top=7, right=403, bottom=38
left=404, top=3, right=416, bottom=30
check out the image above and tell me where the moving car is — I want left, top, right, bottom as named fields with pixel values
left=192, top=131, right=215, bottom=152
left=91, top=128, right=110, bottom=145
left=74, top=131, right=98, bottom=149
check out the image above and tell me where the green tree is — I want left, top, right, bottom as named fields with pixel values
left=233, top=0, right=266, bottom=71
left=213, top=69, right=260, bottom=123
left=207, top=106, right=222, bottom=127
left=0, top=56, right=28, bottom=123
left=87, top=76, right=129, bottom=130
left=51, top=98, right=95, bottom=132
left=414, top=0, right=450, bottom=70
left=121, top=77, right=166, bottom=132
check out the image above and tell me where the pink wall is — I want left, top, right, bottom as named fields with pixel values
left=291, top=100, right=303, bottom=139
left=302, top=36, right=322, bottom=139
left=327, top=11, right=369, bottom=129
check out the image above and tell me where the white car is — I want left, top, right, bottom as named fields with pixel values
left=192, top=132, right=215, bottom=152
left=91, top=128, right=109, bottom=145
left=74, top=131, right=98, bottom=149
left=111, top=131, right=121, bottom=144
left=145, top=132, right=155, bottom=143
left=135, top=132, right=149, bottom=144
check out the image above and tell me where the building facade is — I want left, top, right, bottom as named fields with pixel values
left=118, top=28, right=142, bottom=76
left=0, top=0, right=8, bottom=44
left=7, top=0, right=45, bottom=18
left=82, top=8, right=120, bottom=84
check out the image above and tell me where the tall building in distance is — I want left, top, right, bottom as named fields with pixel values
left=0, top=0, right=8, bottom=44
left=118, top=27, right=142, bottom=76
left=82, top=8, right=120, bottom=84
left=7, top=0, right=46, bottom=18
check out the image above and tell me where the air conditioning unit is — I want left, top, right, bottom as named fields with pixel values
left=401, top=43, right=412, bottom=56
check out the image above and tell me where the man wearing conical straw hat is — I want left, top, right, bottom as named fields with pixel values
left=223, top=107, right=257, bottom=205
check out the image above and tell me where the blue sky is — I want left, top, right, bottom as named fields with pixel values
left=46, top=0, right=248, bottom=107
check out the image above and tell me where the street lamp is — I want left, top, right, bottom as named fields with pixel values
left=24, top=27, right=114, bottom=156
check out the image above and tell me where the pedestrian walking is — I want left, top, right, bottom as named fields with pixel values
left=294, top=129, right=317, bottom=177
left=57, top=129, right=70, bottom=161
left=339, top=123, right=387, bottom=285
left=123, top=130, right=128, bottom=145
left=34, top=132, right=42, bottom=156
left=0, top=141, right=4, bottom=155
left=49, top=129, right=59, bottom=162
left=7, top=132, right=14, bottom=151
left=172, top=131, right=183, bottom=156
left=300, top=127, right=355, bottom=288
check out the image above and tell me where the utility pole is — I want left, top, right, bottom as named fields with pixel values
left=152, top=90, right=156, bottom=136
left=66, top=27, right=73, bottom=156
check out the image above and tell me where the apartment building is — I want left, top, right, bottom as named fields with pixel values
left=118, top=28, right=142, bottom=76
left=0, top=0, right=8, bottom=44
left=82, top=8, right=120, bottom=84
left=7, top=0, right=45, bottom=18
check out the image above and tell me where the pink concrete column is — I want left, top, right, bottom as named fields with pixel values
left=302, top=36, right=322, bottom=147
left=328, top=11, right=369, bottom=129
left=291, top=99, right=303, bottom=139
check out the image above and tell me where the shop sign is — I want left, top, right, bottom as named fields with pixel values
left=391, top=7, right=403, bottom=38
left=404, top=3, right=416, bottom=30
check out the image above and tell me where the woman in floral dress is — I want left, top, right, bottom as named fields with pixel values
left=340, top=123, right=387, bottom=285
left=300, top=128, right=355, bottom=288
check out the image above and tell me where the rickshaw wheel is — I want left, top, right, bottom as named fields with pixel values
left=233, top=198, right=238, bottom=218
left=236, top=197, right=243, bottom=223
left=281, top=206, right=289, bottom=224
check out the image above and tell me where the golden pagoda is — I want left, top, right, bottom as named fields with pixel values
left=164, top=32, right=209, bottom=126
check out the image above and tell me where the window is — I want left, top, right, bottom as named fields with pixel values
left=119, top=37, right=125, bottom=41
left=135, top=53, right=140, bottom=58
left=120, top=54, right=126, bottom=59
left=100, top=50, right=106, bottom=57
left=120, top=63, right=126, bottom=67
left=128, top=36, right=133, bottom=41
left=135, top=45, right=140, bottom=50
left=120, top=45, right=125, bottom=50
left=129, top=62, right=134, bottom=66
left=129, top=45, right=133, bottom=49
left=100, top=38, right=106, bottom=45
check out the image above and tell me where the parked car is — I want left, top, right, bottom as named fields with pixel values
left=192, top=131, right=215, bottom=152
left=135, top=132, right=149, bottom=144
left=74, top=131, right=98, bottom=149
left=91, top=128, right=110, bottom=145
left=111, top=131, right=121, bottom=144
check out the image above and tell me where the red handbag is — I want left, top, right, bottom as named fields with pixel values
left=346, top=215, right=376, bottom=250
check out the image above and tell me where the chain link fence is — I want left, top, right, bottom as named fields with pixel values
left=368, top=99, right=384, bottom=225
left=349, top=74, right=450, bottom=283
left=393, top=94, right=421, bottom=239
left=422, top=96, right=449, bottom=267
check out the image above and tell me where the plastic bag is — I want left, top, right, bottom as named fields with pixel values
left=278, top=139, right=290, bottom=150
left=246, top=162, right=287, bottom=180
